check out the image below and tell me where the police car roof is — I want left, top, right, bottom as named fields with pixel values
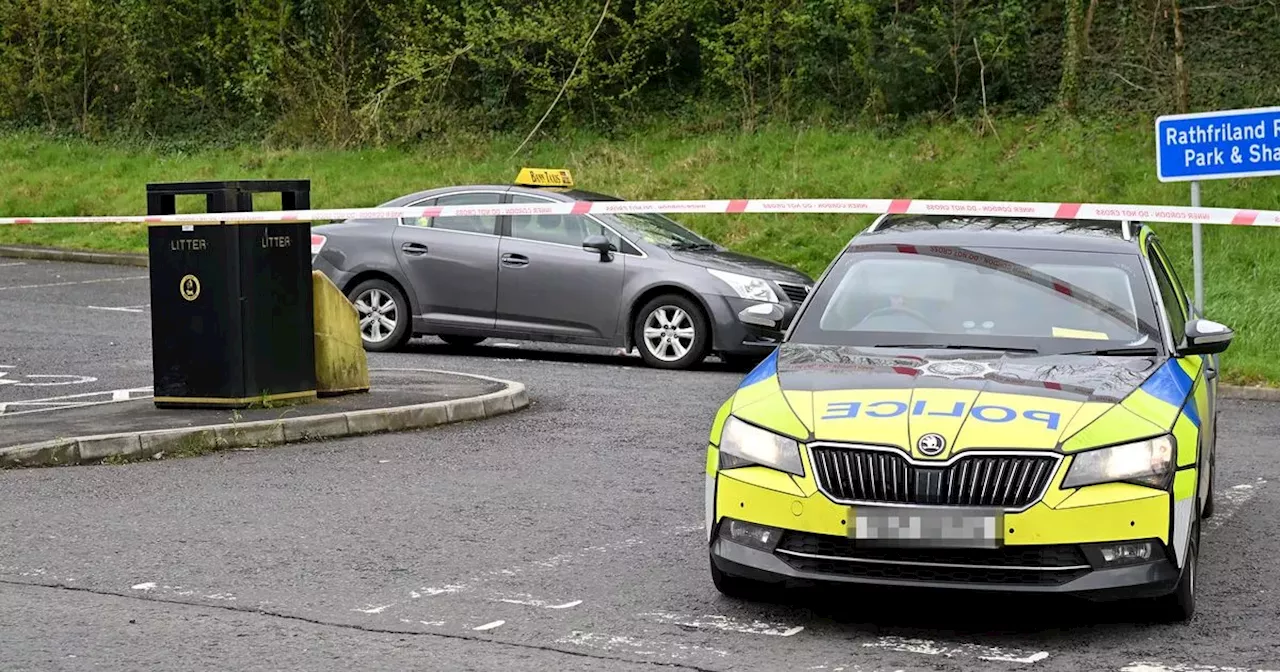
left=854, top=214, right=1141, bottom=253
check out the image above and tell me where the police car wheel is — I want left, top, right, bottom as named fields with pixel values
left=1153, top=516, right=1199, bottom=623
left=349, top=279, right=411, bottom=352
left=634, top=294, right=709, bottom=370
left=439, top=335, right=487, bottom=347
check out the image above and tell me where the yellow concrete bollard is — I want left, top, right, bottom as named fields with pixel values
left=312, top=271, right=371, bottom=396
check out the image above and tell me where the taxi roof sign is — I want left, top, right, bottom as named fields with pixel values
left=515, top=168, right=574, bottom=188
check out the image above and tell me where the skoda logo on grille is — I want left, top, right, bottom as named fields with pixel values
left=917, top=433, right=947, bottom=457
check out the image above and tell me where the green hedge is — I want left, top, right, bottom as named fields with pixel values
left=1, top=0, right=1277, bottom=145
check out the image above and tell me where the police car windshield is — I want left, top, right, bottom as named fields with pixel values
left=789, top=244, right=1165, bottom=354
left=612, top=212, right=718, bottom=249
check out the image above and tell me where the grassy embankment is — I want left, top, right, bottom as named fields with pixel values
left=2, top=116, right=1280, bottom=384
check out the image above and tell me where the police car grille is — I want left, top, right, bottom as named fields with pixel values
left=777, top=282, right=810, bottom=303
left=810, top=448, right=1057, bottom=509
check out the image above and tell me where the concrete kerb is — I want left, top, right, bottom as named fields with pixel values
left=0, top=371, right=529, bottom=469
left=0, top=245, right=148, bottom=267
left=1219, top=384, right=1280, bottom=402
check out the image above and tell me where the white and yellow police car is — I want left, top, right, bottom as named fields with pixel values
left=704, top=214, right=1233, bottom=622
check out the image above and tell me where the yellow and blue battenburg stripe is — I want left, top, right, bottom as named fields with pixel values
left=738, top=348, right=778, bottom=389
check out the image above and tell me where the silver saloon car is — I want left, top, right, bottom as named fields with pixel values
left=310, top=183, right=814, bottom=370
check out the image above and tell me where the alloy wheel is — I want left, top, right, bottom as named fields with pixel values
left=354, top=288, right=398, bottom=344
left=643, top=305, right=697, bottom=362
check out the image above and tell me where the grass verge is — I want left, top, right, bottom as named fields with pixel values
left=2, top=115, right=1279, bottom=384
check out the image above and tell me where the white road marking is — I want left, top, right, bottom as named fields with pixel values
left=473, top=620, right=505, bottom=631
left=85, top=304, right=148, bottom=313
left=640, top=611, right=804, bottom=637
left=0, top=275, right=148, bottom=291
left=13, top=374, right=98, bottom=386
left=558, top=631, right=730, bottom=659
left=421, top=620, right=446, bottom=626
left=130, top=582, right=156, bottom=590
left=0, top=386, right=152, bottom=415
left=419, top=584, right=468, bottom=597
left=1209, top=478, right=1268, bottom=529
left=352, top=604, right=394, bottom=614
left=862, top=636, right=1049, bottom=664
left=1123, top=663, right=1280, bottom=672
left=494, top=595, right=583, bottom=609
left=0, top=262, right=26, bottom=268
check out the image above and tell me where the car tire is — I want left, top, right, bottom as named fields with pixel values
left=710, top=555, right=774, bottom=601
left=348, top=278, right=411, bottom=352
left=439, top=335, right=487, bottom=347
left=633, top=294, right=710, bottom=370
left=1152, top=515, right=1199, bottom=623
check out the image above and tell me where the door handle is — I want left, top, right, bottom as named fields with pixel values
left=401, top=242, right=429, bottom=256
left=501, top=253, right=529, bottom=267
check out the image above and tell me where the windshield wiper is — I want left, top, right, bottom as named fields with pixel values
left=1058, top=346, right=1159, bottom=356
left=669, top=241, right=717, bottom=251
left=872, top=344, right=1040, bottom=354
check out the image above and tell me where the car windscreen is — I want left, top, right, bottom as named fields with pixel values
left=611, top=212, right=718, bottom=249
left=787, top=243, right=1165, bottom=355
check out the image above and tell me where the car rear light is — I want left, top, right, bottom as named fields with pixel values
left=311, top=234, right=327, bottom=258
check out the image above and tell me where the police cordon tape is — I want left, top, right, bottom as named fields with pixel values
left=0, top=197, right=1278, bottom=227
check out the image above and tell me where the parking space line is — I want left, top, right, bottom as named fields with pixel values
left=639, top=611, right=805, bottom=637
left=0, top=275, right=148, bottom=291
left=85, top=304, right=149, bottom=313
left=1123, top=663, right=1280, bottom=672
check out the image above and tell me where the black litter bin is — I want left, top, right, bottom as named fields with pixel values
left=147, top=180, right=317, bottom=409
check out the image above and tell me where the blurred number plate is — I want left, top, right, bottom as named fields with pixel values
left=848, top=507, right=1003, bottom=548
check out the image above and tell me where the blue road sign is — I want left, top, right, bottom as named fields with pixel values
left=1156, top=106, right=1280, bottom=182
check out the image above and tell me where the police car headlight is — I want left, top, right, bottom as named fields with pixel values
left=717, top=416, right=803, bottom=476
left=1062, top=435, right=1175, bottom=489
left=707, top=269, right=779, bottom=303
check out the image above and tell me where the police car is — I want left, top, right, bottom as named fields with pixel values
left=704, top=214, right=1233, bottom=622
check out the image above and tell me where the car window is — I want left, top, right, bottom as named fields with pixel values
left=508, top=194, right=624, bottom=250
left=612, top=212, right=717, bottom=249
left=1151, top=240, right=1191, bottom=315
left=789, top=244, right=1164, bottom=354
left=1147, top=243, right=1187, bottom=341
left=402, top=192, right=499, bottom=235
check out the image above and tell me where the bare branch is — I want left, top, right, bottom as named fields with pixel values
left=511, top=0, right=611, bottom=158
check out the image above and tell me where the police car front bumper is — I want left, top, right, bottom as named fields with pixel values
left=709, top=523, right=1181, bottom=600
left=707, top=457, right=1187, bottom=601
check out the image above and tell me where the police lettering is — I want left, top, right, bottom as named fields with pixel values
left=823, top=399, right=1060, bottom=430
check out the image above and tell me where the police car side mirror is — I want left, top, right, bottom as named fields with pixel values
left=1180, top=318, right=1234, bottom=356
left=582, top=235, right=614, bottom=261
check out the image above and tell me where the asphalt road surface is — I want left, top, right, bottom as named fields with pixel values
left=2, top=259, right=1279, bottom=672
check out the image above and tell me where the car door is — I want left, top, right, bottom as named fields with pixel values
left=392, top=190, right=502, bottom=331
left=1147, top=239, right=1214, bottom=504
left=493, top=194, right=626, bottom=341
